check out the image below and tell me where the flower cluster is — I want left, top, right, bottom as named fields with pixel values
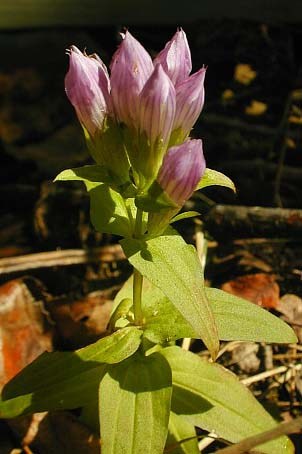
left=65, top=29, right=206, bottom=208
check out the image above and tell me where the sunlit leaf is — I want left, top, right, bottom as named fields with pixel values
left=196, top=168, right=236, bottom=192
left=0, top=327, right=142, bottom=418
left=99, top=352, right=172, bottom=454
left=121, top=230, right=219, bottom=358
left=161, top=346, right=294, bottom=454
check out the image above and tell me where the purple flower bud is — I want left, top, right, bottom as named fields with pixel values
left=65, top=46, right=110, bottom=138
left=172, top=67, right=206, bottom=141
left=139, top=64, right=176, bottom=148
left=157, top=139, right=206, bottom=206
left=110, top=31, right=153, bottom=126
left=154, top=29, right=192, bottom=86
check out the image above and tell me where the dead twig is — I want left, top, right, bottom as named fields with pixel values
left=241, top=363, right=302, bottom=386
left=0, top=245, right=125, bottom=275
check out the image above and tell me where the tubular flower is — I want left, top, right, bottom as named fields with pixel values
left=154, top=29, right=192, bottom=86
left=110, top=31, right=153, bottom=127
left=65, top=46, right=129, bottom=184
left=172, top=67, right=206, bottom=143
left=157, top=139, right=206, bottom=206
left=65, top=29, right=206, bottom=191
left=65, top=46, right=110, bottom=138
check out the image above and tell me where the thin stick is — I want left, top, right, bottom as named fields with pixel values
left=181, top=338, right=191, bottom=351
left=0, top=245, right=125, bottom=275
left=241, top=363, right=302, bottom=386
left=216, top=417, right=302, bottom=454
left=198, top=432, right=218, bottom=451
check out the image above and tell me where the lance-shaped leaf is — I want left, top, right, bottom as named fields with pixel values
left=54, top=164, right=110, bottom=184
left=196, top=168, right=236, bottom=192
left=207, top=288, right=297, bottom=344
left=161, top=346, right=294, bottom=454
left=121, top=230, right=219, bottom=358
left=0, top=327, right=142, bottom=418
left=114, top=277, right=296, bottom=345
left=99, top=352, right=172, bottom=454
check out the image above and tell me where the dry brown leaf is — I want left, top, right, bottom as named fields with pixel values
left=276, top=294, right=302, bottom=342
left=221, top=273, right=280, bottom=309
left=0, top=278, right=53, bottom=388
left=49, top=292, right=113, bottom=348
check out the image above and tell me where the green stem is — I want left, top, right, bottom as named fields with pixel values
left=133, top=208, right=144, bottom=325
left=133, top=269, right=143, bottom=325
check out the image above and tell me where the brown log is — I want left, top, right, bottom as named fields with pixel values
left=204, top=204, right=302, bottom=239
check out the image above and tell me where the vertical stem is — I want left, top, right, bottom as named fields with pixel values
left=133, top=268, right=143, bottom=325
left=133, top=208, right=144, bottom=325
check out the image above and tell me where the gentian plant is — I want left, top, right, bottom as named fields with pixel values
left=0, top=30, right=297, bottom=454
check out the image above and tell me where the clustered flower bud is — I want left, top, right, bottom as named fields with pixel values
left=65, top=28, right=206, bottom=215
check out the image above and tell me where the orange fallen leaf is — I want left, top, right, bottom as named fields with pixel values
left=0, top=278, right=53, bottom=388
left=221, top=273, right=280, bottom=309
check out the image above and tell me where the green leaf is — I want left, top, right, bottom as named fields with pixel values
left=114, top=278, right=296, bottom=344
left=55, top=165, right=138, bottom=237
left=99, top=351, right=172, bottom=454
left=207, top=288, right=298, bottom=343
left=121, top=230, right=219, bottom=358
left=166, top=412, right=199, bottom=454
left=54, top=165, right=110, bottom=184
left=0, top=327, right=142, bottom=418
left=89, top=183, right=135, bottom=237
left=197, top=168, right=236, bottom=192
left=170, top=211, right=200, bottom=223
left=0, top=367, right=104, bottom=419
left=135, top=180, right=178, bottom=212
left=161, top=346, right=294, bottom=454
left=112, top=275, right=194, bottom=343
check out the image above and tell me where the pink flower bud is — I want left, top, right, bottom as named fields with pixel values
left=110, top=31, right=153, bottom=126
left=154, top=29, right=192, bottom=86
left=65, top=46, right=110, bottom=138
left=139, top=64, right=176, bottom=149
left=157, top=139, right=206, bottom=206
left=172, top=67, right=206, bottom=141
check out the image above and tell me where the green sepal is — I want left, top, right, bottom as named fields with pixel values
left=0, top=327, right=142, bottom=418
left=99, top=351, right=172, bottom=454
left=197, top=168, right=236, bottom=192
left=161, top=346, right=294, bottom=454
left=85, top=117, right=130, bottom=186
